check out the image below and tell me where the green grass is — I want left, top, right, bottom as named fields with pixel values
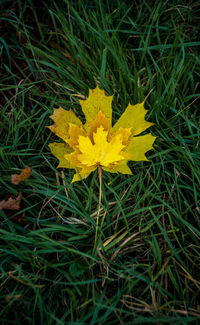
left=1, top=0, right=200, bottom=324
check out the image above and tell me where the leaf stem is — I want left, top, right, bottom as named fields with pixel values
left=94, top=166, right=102, bottom=248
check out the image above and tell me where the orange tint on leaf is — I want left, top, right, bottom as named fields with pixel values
left=11, top=166, right=32, bottom=185
left=89, top=110, right=110, bottom=142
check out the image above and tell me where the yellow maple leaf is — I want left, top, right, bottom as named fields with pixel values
left=48, top=86, right=156, bottom=182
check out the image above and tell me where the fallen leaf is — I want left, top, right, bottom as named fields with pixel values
left=48, top=86, right=156, bottom=182
left=5, top=294, right=22, bottom=302
left=11, top=166, right=32, bottom=185
left=0, top=192, right=22, bottom=210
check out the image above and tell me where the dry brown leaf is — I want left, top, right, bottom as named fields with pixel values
left=0, top=192, right=22, bottom=210
left=5, top=294, right=22, bottom=302
left=11, top=166, right=32, bottom=185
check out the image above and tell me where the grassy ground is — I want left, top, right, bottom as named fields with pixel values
left=1, top=0, right=200, bottom=324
